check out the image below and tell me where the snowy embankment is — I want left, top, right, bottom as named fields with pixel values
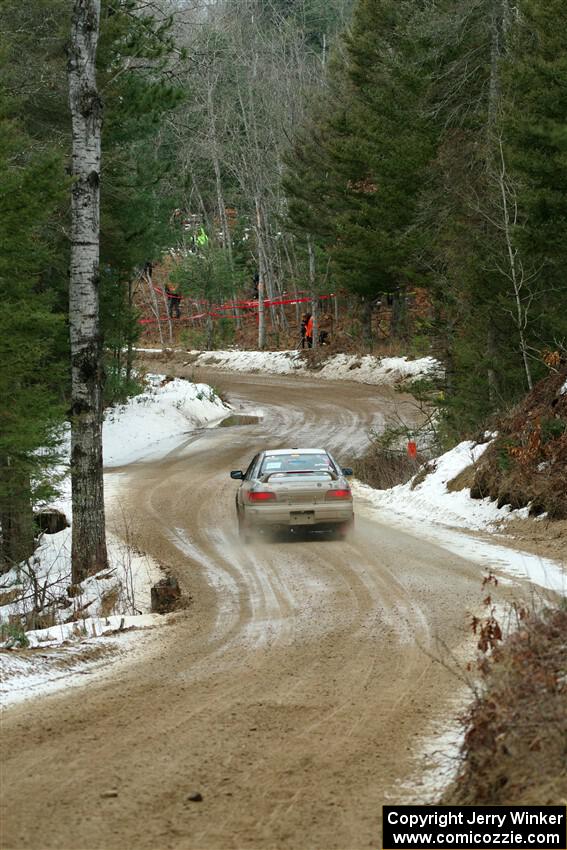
left=139, top=348, right=441, bottom=386
left=355, top=440, right=566, bottom=595
left=103, top=373, right=229, bottom=466
left=1, top=375, right=231, bottom=705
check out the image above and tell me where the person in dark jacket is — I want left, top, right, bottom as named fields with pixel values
left=165, top=284, right=181, bottom=318
left=318, top=313, right=332, bottom=346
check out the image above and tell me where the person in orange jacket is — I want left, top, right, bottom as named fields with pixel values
left=300, top=312, right=310, bottom=348
left=305, top=313, right=314, bottom=348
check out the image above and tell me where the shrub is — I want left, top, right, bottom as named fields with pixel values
left=0, top=621, right=30, bottom=648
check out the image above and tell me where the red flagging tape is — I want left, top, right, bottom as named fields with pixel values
left=139, top=291, right=335, bottom=325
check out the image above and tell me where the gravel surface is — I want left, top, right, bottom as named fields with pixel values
left=1, top=368, right=524, bottom=850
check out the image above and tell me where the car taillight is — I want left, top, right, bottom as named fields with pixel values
left=325, top=489, right=352, bottom=501
left=248, top=491, right=277, bottom=503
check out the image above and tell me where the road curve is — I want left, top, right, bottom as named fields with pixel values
left=2, top=370, right=493, bottom=850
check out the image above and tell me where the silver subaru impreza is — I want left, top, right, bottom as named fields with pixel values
left=231, top=448, right=354, bottom=542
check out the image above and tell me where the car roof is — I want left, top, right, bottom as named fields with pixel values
left=262, top=448, right=327, bottom=456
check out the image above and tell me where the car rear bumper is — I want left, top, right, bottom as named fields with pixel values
left=244, top=503, right=354, bottom=529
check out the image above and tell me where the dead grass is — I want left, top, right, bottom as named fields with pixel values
left=443, top=605, right=567, bottom=805
left=473, top=365, right=567, bottom=519
left=354, top=444, right=424, bottom=490
left=23, top=610, right=57, bottom=631
left=0, top=588, right=21, bottom=607
left=100, top=587, right=120, bottom=618
left=410, top=460, right=435, bottom=490
left=447, top=463, right=476, bottom=493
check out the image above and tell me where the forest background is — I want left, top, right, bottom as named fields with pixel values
left=1, top=0, right=566, bottom=570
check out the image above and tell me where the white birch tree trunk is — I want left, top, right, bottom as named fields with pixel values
left=68, top=0, right=108, bottom=584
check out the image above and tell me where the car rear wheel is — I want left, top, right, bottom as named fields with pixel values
left=334, top=519, right=353, bottom=540
left=237, top=510, right=252, bottom=544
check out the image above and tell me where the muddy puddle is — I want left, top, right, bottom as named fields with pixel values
left=219, top=414, right=263, bottom=427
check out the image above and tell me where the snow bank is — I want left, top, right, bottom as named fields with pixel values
left=2, top=373, right=228, bottom=648
left=0, top=527, right=163, bottom=644
left=1, top=373, right=230, bottom=701
left=315, top=353, right=441, bottom=385
left=103, top=374, right=230, bottom=467
left=21, top=613, right=160, bottom=649
left=140, top=349, right=441, bottom=386
left=356, top=440, right=512, bottom=533
left=1, top=624, right=160, bottom=708
left=355, top=439, right=566, bottom=594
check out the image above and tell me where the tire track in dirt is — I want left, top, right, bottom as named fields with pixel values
left=2, top=369, right=491, bottom=850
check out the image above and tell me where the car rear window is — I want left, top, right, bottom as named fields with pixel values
left=260, top=453, right=336, bottom=475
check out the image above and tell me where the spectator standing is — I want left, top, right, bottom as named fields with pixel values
left=300, top=312, right=310, bottom=348
left=165, top=284, right=181, bottom=319
left=318, top=313, right=332, bottom=345
left=305, top=313, right=314, bottom=348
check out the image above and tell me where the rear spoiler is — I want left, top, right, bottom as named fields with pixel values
left=261, top=469, right=338, bottom=483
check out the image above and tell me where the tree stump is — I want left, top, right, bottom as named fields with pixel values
left=151, top=576, right=180, bottom=614
left=34, top=509, right=69, bottom=535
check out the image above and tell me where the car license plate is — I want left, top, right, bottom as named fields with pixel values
left=290, top=511, right=315, bottom=525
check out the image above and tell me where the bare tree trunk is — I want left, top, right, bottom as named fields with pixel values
left=232, top=296, right=241, bottom=331
left=361, top=298, right=373, bottom=348
left=307, top=235, right=318, bottom=349
left=487, top=322, right=500, bottom=405
left=208, top=86, right=234, bottom=269
left=160, top=286, right=174, bottom=346
left=496, top=139, right=533, bottom=390
left=0, top=459, right=34, bottom=572
left=258, top=279, right=266, bottom=350
left=68, top=0, right=108, bottom=584
left=485, top=0, right=506, bottom=405
left=206, top=311, right=214, bottom=350
left=143, top=269, right=164, bottom=348
left=391, top=289, right=408, bottom=341
left=126, top=279, right=134, bottom=384
left=255, top=198, right=268, bottom=349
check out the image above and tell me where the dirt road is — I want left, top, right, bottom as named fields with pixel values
left=2, top=370, right=498, bottom=850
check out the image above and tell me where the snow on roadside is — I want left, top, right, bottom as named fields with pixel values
left=0, top=625, right=162, bottom=709
left=137, top=348, right=441, bottom=386
left=316, top=353, right=441, bottom=384
left=354, top=440, right=566, bottom=595
left=103, top=374, right=230, bottom=467
left=0, top=525, right=165, bottom=706
left=390, top=693, right=468, bottom=805
left=0, top=529, right=162, bottom=638
left=356, top=440, right=512, bottom=533
left=1, top=373, right=230, bottom=704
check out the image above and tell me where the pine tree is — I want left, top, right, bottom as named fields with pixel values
left=415, top=0, right=537, bottom=436
left=285, top=0, right=433, bottom=343
left=503, top=0, right=567, bottom=352
left=0, top=0, right=183, bottom=575
left=333, top=0, right=433, bottom=331
left=0, top=114, right=66, bottom=569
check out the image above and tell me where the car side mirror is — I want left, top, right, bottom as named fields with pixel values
left=341, top=467, right=353, bottom=477
left=230, top=470, right=244, bottom=480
